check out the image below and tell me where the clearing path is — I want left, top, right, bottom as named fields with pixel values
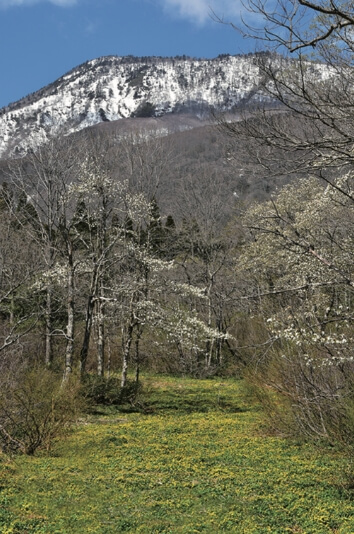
left=0, top=376, right=353, bottom=533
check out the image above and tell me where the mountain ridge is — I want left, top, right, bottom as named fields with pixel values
left=0, top=52, right=328, bottom=159
left=0, top=53, right=277, bottom=158
left=0, top=53, right=262, bottom=114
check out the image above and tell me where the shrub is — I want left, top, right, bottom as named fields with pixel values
left=82, top=375, right=142, bottom=406
left=0, top=367, right=83, bottom=455
left=245, top=345, right=354, bottom=449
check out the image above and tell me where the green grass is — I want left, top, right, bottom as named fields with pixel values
left=0, top=376, right=353, bottom=533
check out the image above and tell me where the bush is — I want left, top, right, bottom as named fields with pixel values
left=82, top=375, right=142, bottom=406
left=0, top=367, right=83, bottom=455
left=245, top=345, right=354, bottom=449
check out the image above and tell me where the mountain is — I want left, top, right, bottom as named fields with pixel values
left=0, top=53, right=277, bottom=159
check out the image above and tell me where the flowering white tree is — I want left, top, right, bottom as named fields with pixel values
left=72, top=149, right=129, bottom=377
left=241, top=175, right=353, bottom=357
left=238, top=175, right=353, bottom=440
left=212, top=0, right=354, bottom=441
left=98, top=194, right=227, bottom=386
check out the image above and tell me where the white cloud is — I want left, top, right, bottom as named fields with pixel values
left=158, top=0, right=244, bottom=25
left=0, top=0, right=77, bottom=7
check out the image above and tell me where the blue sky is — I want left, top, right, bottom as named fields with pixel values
left=0, top=0, right=257, bottom=108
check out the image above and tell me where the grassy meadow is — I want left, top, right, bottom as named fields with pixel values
left=0, top=376, right=353, bottom=533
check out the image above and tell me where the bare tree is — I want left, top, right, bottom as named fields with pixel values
left=6, top=138, right=85, bottom=378
left=219, top=0, right=354, bottom=199
left=0, top=199, right=40, bottom=354
left=115, top=130, right=175, bottom=202
left=241, top=0, right=354, bottom=53
left=172, top=167, right=240, bottom=373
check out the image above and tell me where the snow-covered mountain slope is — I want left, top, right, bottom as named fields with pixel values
left=0, top=53, right=330, bottom=159
left=0, top=54, right=277, bottom=158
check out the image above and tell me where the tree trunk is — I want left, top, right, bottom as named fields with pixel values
left=205, top=281, right=213, bottom=369
left=106, top=336, right=111, bottom=378
left=121, top=319, right=134, bottom=388
left=134, top=325, right=143, bottom=384
left=80, top=260, right=101, bottom=377
left=79, top=295, right=95, bottom=377
left=97, top=297, right=105, bottom=377
left=45, top=182, right=54, bottom=368
left=64, top=242, right=75, bottom=381
left=45, top=286, right=53, bottom=368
